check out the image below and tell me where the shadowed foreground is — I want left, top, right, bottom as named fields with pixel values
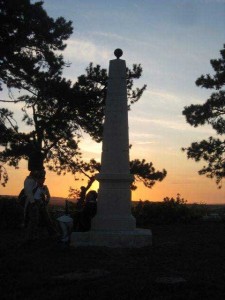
left=0, top=222, right=224, bottom=300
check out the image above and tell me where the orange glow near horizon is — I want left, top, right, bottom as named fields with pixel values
left=1, top=161, right=224, bottom=205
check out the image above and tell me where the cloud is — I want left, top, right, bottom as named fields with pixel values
left=145, top=88, right=209, bottom=107
left=130, top=132, right=158, bottom=138
left=79, top=134, right=101, bottom=157
left=130, top=133, right=159, bottom=145
left=91, top=31, right=150, bottom=47
left=91, top=31, right=125, bottom=41
left=135, top=141, right=157, bottom=145
left=146, top=89, right=182, bottom=104
left=130, top=115, right=214, bottom=134
left=64, top=38, right=111, bottom=65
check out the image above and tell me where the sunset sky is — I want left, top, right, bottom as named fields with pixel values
left=1, top=0, right=225, bottom=204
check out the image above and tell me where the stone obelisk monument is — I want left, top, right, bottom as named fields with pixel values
left=71, top=49, right=152, bottom=247
left=91, top=48, right=135, bottom=232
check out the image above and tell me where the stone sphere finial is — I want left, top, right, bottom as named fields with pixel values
left=114, top=48, right=123, bottom=59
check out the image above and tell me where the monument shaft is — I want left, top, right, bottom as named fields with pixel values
left=92, top=58, right=136, bottom=231
left=101, top=59, right=129, bottom=174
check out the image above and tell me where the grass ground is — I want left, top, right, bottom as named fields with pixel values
left=0, top=222, right=224, bottom=300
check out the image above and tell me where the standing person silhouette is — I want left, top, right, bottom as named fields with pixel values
left=23, top=149, right=51, bottom=243
left=24, top=169, right=45, bottom=243
left=33, top=176, right=58, bottom=238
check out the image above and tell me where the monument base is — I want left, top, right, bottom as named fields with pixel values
left=70, top=229, right=152, bottom=248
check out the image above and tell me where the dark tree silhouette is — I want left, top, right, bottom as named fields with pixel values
left=182, top=44, right=225, bottom=187
left=69, top=159, right=167, bottom=201
left=0, top=0, right=73, bottom=91
left=0, top=0, right=147, bottom=184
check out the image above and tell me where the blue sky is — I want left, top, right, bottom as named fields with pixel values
left=2, top=0, right=225, bottom=203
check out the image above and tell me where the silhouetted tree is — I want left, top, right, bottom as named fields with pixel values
left=0, top=0, right=147, bottom=183
left=130, top=159, right=167, bottom=189
left=0, top=0, right=72, bottom=91
left=182, top=44, right=225, bottom=187
left=0, top=0, right=74, bottom=176
left=69, top=158, right=167, bottom=201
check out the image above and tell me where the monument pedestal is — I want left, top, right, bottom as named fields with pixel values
left=71, top=228, right=152, bottom=248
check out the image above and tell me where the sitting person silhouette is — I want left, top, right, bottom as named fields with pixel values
left=81, top=190, right=98, bottom=231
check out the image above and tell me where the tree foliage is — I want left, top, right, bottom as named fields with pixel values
left=182, top=44, right=225, bottom=187
left=0, top=0, right=73, bottom=91
left=0, top=0, right=77, bottom=174
left=0, top=0, right=147, bottom=183
left=130, top=159, right=167, bottom=190
left=68, top=158, right=167, bottom=201
left=132, top=194, right=207, bottom=226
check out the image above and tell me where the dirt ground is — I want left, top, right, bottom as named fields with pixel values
left=0, top=222, right=224, bottom=300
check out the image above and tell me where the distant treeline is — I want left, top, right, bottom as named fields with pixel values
left=133, top=200, right=204, bottom=226
left=0, top=195, right=224, bottom=229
